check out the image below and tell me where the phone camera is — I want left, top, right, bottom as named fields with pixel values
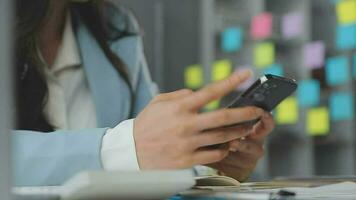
left=253, top=93, right=265, bottom=102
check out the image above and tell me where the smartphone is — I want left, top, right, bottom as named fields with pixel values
left=227, top=74, right=298, bottom=126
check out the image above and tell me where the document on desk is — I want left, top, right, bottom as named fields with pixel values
left=277, top=181, right=356, bottom=199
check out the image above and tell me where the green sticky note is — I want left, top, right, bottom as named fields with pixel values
left=212, top=59, right=232, bottom=82
left=254, top=42, right=275, bottom=68
left=275, top=97, right=298, bottom=125
left=307, top=107, right=330, bottom=136
left=185, top=64, right=203, bottom=89
left=336, top=0, right=356, bottom=24
left=204, top=100, right=220, bottom=111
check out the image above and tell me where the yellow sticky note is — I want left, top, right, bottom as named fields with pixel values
left=212, top=59, right=232, bottom=82
left=336, top=0, right=356, bottom=24
left=254, top=42, right=275, bottom=68
left=185, top=64, right=203, bottom=89
left=306, top=107, right=330, bottom=136
left=275, top=97, right=298, bottom=125
left=204, top=100, right=220, bottom=111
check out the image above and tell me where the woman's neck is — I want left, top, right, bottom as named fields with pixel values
left=38, top=1, right=68, bottom=67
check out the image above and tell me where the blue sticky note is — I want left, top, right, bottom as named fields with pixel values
left=330, top=92, right=354, bottom=121
left=263, top=63, right=284, bottom=76
left=336, top=24, right=356, bottom=50
left=353, top=53, right=356, bottom=78
left=221, top=27, right=243, bottom=52
left=326, top=56, right=350, bottom=86
left=297, top=80, right=320, bottom=107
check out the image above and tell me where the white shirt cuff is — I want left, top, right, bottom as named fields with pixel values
left=101, top=119, right=140, bottom=171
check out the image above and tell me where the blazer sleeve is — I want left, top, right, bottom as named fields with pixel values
left=12, top=128, right=107, bottom=186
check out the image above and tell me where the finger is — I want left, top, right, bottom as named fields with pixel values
left=152, top=89, right=193, bottom=103
left=182, top=70, right=252, bottom=110
left=216, top=158, right=255, bottom=181
left=195, top=125, right=252, bottom=147
left=196, top=106, right=264, bottom=130
left=223, top=152, right=258, bottom=170
left=249, top=112, right=275, bottom=142
left=229, top=139, right=265, bottom=159
left=192, top=144, right=230, bottom=165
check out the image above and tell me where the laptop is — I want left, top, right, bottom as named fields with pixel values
left=13, top=170, right=195, bottom=200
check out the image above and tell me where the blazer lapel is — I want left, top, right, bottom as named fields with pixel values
left=75, top=22, right=140, bottom=128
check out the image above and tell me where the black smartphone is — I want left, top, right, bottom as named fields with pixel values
left=226, top=74, right=298, bottom=126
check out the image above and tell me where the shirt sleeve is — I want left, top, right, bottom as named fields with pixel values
left=101, top=119, right=140, bottom=171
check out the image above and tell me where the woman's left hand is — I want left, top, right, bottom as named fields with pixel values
left=208, top=111, right=275, bottom=181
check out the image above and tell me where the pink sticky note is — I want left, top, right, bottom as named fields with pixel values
left=303, top=41, right=325, bottom=69
left=250, top=12, right=273, bottom=40
left=235, top=67, right=255, bottom=91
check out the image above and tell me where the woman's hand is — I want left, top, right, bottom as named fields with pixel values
left=208, top=112, right=275, bottom=181
left=133, top=70, right=265, bottom=170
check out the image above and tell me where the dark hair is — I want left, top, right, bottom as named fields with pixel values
left=15, top=0, right=134, bottom=132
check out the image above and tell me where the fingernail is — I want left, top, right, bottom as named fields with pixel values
left=235, top=69, right=253, bottom=80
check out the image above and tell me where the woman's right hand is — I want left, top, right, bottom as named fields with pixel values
left=133, top=70, right=265, bottom=170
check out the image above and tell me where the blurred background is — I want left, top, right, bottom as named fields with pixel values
left=119, top=0, right=356, bottom=180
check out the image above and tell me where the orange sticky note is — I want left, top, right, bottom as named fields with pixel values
left=306, top=107, right=330, bottom=136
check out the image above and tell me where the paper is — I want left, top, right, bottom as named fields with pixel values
left=275, top=97, right=298, bottom=125
left=285, top=182, right=356, bottom=199
left=263, top=63, right=284, bottom=76
left=250, top=12, right=273, bottom=40
left=235, top=66, right=255, bottom=91
left=325, top=56, right=350, bottom=86
left=336, top=0, right=356, bottom=24
left=282, top=12, right=304, bottom=39
left=336, top=24, right=356, bottom=50
left=330, top=92, right=354, bottom=121
left=221, top=27, right=243, bottom=53
left=212, top=60, right=232, bottom=82
left=184, top=64, right=203, bottom=89
left=307, top=107, right=329, bottom=136
left=204, top=100, right=220, bottom=111
left=254, top=42, right=275, bottom=68
left=297, top=80, right=320, bottom=107
left=303, top=41, right=325, bottom=69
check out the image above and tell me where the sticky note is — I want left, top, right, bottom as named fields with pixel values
left=325, top=56, right=350, bottom=86
left=263, top=63, right=284, bottom=76
left=204, top=100, right=220, bottom=111
left=275, top=97, right=298, bottom=125
left=235, top=66, right=255, bottom=91
left=282, top=12, right=304, bottom=39
left=303, top=41, right=325, bottom=69
left=336, top=24, right=356, bottom=50
left=250, top=12, right=273, bottom=40
left=212, top=59, right=232, bottom=82
left=307, top=107, right=330, bottom=136
left=254, top=42, right=275, bottom=68
left=297, top=80, right=320, bottom=107
left=184, top=64, right=203, bottom=89
left=221, top=27, right=243, bottom=53
left=336, top=0, right=356, bottom=24
left=353, top=53, right=356, bottom=78
left=330, top=92, right=354, bottom=121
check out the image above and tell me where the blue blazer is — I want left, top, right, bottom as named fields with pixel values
left=12, top=9, right=156, bottom=186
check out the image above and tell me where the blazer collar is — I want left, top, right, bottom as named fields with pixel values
left=75, top=19, right=140, bottom=127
